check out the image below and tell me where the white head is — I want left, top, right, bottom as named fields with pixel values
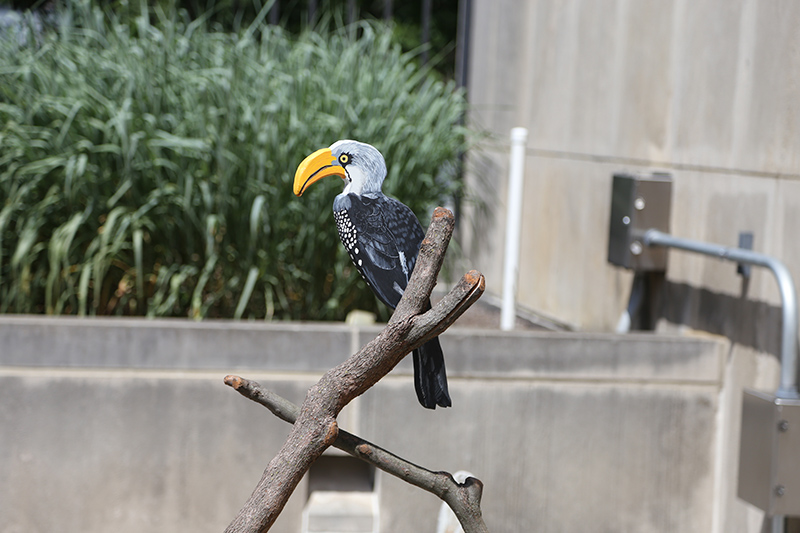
left=293, top=140, right=387, bottom=197
left=329, top=140, right=387, bottom=195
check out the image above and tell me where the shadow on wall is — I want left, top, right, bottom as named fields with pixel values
left=658, top=280, right=782, bottom=358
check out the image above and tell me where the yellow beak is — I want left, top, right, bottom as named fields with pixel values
left=293, top=148, right=346, bottom=196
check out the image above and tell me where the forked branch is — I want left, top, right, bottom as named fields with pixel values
left=223, top=207, right=487, bottom=533
left=224, top=376, right=488, bottom=533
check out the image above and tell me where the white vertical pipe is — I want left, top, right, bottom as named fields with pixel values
left=501, top=127, right=528, bottom=331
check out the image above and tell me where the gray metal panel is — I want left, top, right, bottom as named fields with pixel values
left=608, top=174, right=636, bottom=268
left=738, top=389, right=800, bottom=515
left=738, top=389, right=779, bottom=513
left=607, top=173, right=672, bottom=271
left=775, top=396, right=800, bottom=515
left=632, top=177, right=672, bottom=270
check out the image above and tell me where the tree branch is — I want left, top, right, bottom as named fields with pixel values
left=223, top=207, right=487, bottom=533
left=224, top=376, right=489, bottom=533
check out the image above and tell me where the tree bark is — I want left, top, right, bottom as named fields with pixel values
left=224, top=376, right=489, bottom=533
left=224, top=207, right=487, bottom=533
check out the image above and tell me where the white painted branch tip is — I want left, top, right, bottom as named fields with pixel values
left=436, top=471, right=475, bottom=533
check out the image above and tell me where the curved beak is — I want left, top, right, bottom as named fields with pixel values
left=293, top=148, right=345, bottom=196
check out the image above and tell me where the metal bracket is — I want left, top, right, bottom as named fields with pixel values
left=607, top=173, right=672, bottom=271
left=642, top=228, right=798, bottom=399
left=738, top=232, right=754, bottom=278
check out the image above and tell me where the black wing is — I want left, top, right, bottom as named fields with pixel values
left=334, top=193, right=424, bottom=309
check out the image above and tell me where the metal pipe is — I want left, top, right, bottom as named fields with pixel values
left=642, top=229, right=799, bottom=399
left=501, top=127, right=528, bottom=331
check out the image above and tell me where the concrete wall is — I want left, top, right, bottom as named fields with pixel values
left=462, top=0, right=800, bottom=336
left=461, top=6, right=798, bottom=529
left=0, top=316, right=742, bottom=532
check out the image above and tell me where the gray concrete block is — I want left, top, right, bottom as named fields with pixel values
left=303, top=491, right=376, bottom=532
left=0, top=317, right=729, bottom=532
left=0, top=370, right=314, bottom=533
left=0, top=315, right=353, bottom=372
left=363, top=377, right=718, bottom=533
left=356, top=324, right=722, bottom=384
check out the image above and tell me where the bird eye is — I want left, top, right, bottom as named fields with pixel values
left=338, top=153, right=350, bottom=165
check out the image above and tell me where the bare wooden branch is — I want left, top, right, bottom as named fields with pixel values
left=223, top=207, right=487, bottom=533
left=224, top=376, right=489, bottom=533
left=390, top=206, right=456, bottom=323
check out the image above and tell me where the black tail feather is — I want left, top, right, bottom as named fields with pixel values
left=412, top=336, right=451, bottom=409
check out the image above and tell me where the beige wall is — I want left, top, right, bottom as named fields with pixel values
left=461, top=1, right=800, bottom=531
left=462, top=0, right=800, bottom=330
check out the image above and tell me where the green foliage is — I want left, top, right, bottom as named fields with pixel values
left=0, top=1, right=468, bottom=320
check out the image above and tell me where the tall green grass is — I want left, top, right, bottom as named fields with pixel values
left=0, top=2, right=468, bottom=320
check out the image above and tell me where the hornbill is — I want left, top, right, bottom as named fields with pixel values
left=293, top=140, right=451, bottom=409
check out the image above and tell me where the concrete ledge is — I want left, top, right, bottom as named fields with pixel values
left=0, top=315, right=353, bottom=372
left=0, top=316, right=722, bottom=384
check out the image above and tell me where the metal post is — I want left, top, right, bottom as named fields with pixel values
left=455, top=0, right=471, bottom=90
left=421, top=0, right=432, bottom=65
left=501, top=128, right=528, bottom=331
